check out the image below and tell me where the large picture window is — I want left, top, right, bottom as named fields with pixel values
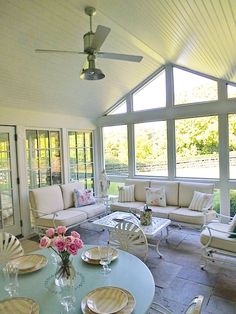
left=175, top=116, right=219, bottom=178
left=103, top=125, right=128, bottom=176
left=134, top=121, right=167, bottom=176
left=26, top=130, right=62, bottom=188
left=229, top=114, right=236, bottom=179
left=68, top=131, right=94, bottom=189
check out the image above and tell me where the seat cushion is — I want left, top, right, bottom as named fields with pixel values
left=148, top=206, right=179, bottom=219
left=35, top=209, right=88, bottom=228
left=151, top=180, right=179, bottom=206
left=60, top=182, right=84, bottom=209
left=110, top=202, right=145, bottom=212
left=70, top=204, right=106, bottom=218
left=200, top=222, right=236, bottom=253
left=179, top=182, right=214, bottom=207
left=29, top=185, right=64, bottom=218
left=169, top=208, right=216, bottom=225
left=125, top=179, right=150, bottom=202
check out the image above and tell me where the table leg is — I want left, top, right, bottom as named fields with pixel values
left=155, top=239, right=163, bottom=258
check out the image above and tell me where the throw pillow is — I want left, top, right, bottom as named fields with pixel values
left=145, top=187, right=166, bottom=207
left=73, top=189, right=95, bottom=207
left=229, top=214, right=236, bottom=238
left=118, top=185, right=135, bottom=202
left=189, top=191, right=213, bottom=212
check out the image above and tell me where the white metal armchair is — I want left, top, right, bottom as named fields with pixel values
left=151, top=295, right=204, bottom=314
left=109, top=221, right=149, bottom=261
left=200, top=214, right=236, bottom=269
left=0, top=232, right=24, bottom=267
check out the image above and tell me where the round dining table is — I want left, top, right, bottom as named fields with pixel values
left=0, top=245, right=155, bottom=314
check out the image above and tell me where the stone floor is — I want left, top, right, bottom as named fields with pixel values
left=71, top=222, right=236, bottom=314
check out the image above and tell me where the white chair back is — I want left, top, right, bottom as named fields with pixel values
left=0, top=232, right=24, bottom=266
left=109, top=221, right=148, bottom=261
left=185, top=295, right=204, bottom=314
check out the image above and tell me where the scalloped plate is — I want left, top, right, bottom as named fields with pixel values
left=84, top=247, right=118, bottom=261
left=9, top=254, right=47, bottom=274
left=0, top=297, right=39, bottom=314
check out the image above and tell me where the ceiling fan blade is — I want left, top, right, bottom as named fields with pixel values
left=35, top=49, right=86, bottom=55
left=97, top=52, right=143, bottom=62
left=91, top=25, right=111, bottom=51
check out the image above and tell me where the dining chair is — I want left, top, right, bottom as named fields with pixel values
left=109, top=221, right=149, bottom=261
left=0, top=232, right=24, bottom=267
left=150, top=295, right=204, bottom=314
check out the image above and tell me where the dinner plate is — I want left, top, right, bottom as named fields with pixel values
left=84, top=247, right=118, bottom=261
left=81, top=287, right=136, bottom=314
left=81, top=252, right=100, bottom=265
left=0, top=297, right=39, bottom=314
left=9, top=254, right=48, bottom=274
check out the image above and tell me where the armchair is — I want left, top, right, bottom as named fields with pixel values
left=200, top=214, right=236, bottom=269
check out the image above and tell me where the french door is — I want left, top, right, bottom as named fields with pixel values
left=0, top=126, right=21, bottom=235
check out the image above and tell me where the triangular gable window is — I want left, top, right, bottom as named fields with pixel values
left=108, top=100, right=127, bottom=115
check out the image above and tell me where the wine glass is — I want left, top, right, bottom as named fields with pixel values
left=98, top=245, right=113, bottom=275
left=59, top=281, right=76, bottom=313
left=3, top=263, right=19, bottom=297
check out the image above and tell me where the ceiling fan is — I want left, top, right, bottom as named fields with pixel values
left=35, top=7, right=143, bottom=80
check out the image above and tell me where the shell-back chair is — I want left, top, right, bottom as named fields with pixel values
left=109, top=221, right=148, bottom=261
left=0, top=232, right=24, bottom=267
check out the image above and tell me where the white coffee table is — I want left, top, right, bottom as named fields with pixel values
left=93, top=211, right=171, bottom=258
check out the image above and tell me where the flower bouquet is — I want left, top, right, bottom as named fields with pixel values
left=39, top=226, right=83, bottom=286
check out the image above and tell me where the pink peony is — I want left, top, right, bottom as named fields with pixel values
left=66, top=242, right=78, bottom=255
left=71, top=231, right=80, bottom=238
left=46, top=228, right=55, bottom=238
left=57, top=226, right=67, bottom=235
left=73, top=237, right=83, bottom=249
left=53, top=237, right=66, bottom=252
left=39, top=236, right=51, bottom=248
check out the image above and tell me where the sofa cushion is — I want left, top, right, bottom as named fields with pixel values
left=125, top=179, right=150, bottom=202
left=229, top=214, right=236, bottom=238
left=29, top=185, right=64, bottom=218
left=200, top=222, right=236, bottom=253
left=169, top=208, right=216, bottom=226
left=110, top=201, right=145, bottom=212
left=73, top=189, right=95, bottom=207
left=146, top=205, right=178, bottom=219
left=60, top=182, right=84, bottom=209
left=35, top=209, right=87, bottom=228
left=189, top=191, right=213, bottom=212
left=145, top=187, right=166, bottom=207
left=118, top=185, right=135, bottom=202
left=71, top=204, right=106, bottom=218
left=150, top=181, right=179, bottom=206
left=178, top=182, right=214, bottom=207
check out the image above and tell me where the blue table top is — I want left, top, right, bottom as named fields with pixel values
left=0, top=245, right=155, bottom=314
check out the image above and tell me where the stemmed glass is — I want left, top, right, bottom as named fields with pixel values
left=3, top=263, right=19, bottom=297
left=58, top=279, right=76, bottom=313
left=98, top=245, right=113, bottom=275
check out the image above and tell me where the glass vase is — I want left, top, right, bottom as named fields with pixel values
left=55, top=257, right=76, bottom=287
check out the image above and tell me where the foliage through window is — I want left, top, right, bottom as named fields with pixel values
left=134, top=121, right=167, bottom=176
left=103, top=125, right=128, bottom=176
left=175, top=116, right=219, bottom=178
left=68, top=131, right=94, bottom=190
left=228, top=114, right=236, bottom=179
left=173, top=67, right=217, bottom=105
left=26, top=130, right=62, bottom=188
left=133, top=70, right=166, bottom=111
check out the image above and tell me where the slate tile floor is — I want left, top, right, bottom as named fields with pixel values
left=72, top=222, right=236, bottom=314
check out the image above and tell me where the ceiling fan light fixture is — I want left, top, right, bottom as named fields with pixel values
left=80, top=67, right=105, bottom=80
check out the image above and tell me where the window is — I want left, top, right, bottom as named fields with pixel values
left=68, top=131, right=94, bottom=189
left=133, top=70, right=166, bottom=111
left=227, top=84, right=236, bottom=98
left=107, top=181, right=125, bottom=196
left=229, top=114, right=236, bottom=179
left=230, top=190, right=236, bottom=216
left=173, top=68, right=217, bottom=105
left=108, top=100, right=127, bottom=115
left=134, top=121, right=167, bottom=176
left=26, top=130, right=62, bottom=188
left=175, top=116, right=219, bottom=178
left=103, top=125, right=128, bottom=176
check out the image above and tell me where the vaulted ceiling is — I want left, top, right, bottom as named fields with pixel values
left=1, top=0, right=236, bottom=120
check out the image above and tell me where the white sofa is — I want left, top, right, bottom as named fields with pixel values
left=29, top=182, right=106, bottom=230
left=110, top=179, right=216, bottom=228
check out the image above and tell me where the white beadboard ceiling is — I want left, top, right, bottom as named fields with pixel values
left=1, top=0, right=236, bottom=120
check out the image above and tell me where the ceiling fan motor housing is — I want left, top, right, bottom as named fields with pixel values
left=83, top=32, right=95, bottom=54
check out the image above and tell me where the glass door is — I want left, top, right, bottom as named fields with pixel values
left=0, top=126, right=21, bottom=235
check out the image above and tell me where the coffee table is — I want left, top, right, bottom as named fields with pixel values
left=93, top=211, right=171, bottom=258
